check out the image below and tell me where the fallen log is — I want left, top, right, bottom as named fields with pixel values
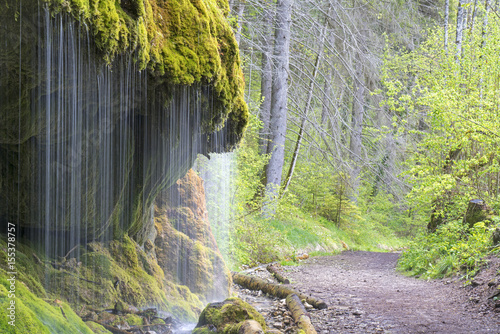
left=232, top=272, right=327, bottom=309
left=286, top=294, right=317, bottom=334
left=266, top=264, right=290, bottom=284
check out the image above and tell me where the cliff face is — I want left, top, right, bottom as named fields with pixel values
left=0, top=170, right=231, bottom=332
left=0, top=0, right=247, bottom=241
left=154, top=169, right=231, bottom=302
left=0, top=0, right=241, bottom=329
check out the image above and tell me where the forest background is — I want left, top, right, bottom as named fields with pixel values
left=196, top=0, right=500, bottom=280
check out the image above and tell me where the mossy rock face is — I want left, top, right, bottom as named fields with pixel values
left=193, top=297, right=266, bottom=333
left=43, top=0, right=247, bottom=136
left=0, top=268, right=94, bottom=334
left=0, top=236, right=204, bottom=329
left=154, top=169, right=231, bottom=302
left=85, top=321, right=113, bottom=334
left=0, top=0, right=247, bottom=242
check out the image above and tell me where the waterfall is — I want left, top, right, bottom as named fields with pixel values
left=0, top=1, right=234, bottom=316
left=195, top=153, right=237, bottom=263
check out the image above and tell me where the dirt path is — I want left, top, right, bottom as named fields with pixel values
left=235, top=251, right=500, bottom=333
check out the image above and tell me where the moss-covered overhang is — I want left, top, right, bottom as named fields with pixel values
left=45, top=0, right=248, bottom=147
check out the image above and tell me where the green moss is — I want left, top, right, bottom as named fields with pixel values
left=0, top=269, right=94, bottom=333
left=195, top=297, right=266, bottom=332
left=45, top=0, right=248, bottom=139
left=85, top=321, right=113, bottom=334
left=151, top=317, right=165, bottom=325
left=110, top=235, right=139, bottom=269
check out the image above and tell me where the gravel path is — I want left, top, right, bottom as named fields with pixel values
left=234, top=251, right=500, bottom=333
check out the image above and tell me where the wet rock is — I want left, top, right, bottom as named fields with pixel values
left=97, top=311, right=117, bottom=325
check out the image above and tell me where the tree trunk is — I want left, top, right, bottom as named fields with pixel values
left=259, top=8, right=274, bottom=155
left=234, top=1, right=245, bottom=45
left=232, top=272, right=328, bottom=309
left=321, top=68, right=334, bottom=126
left=349, top=54, right=365, bottom=201
left=282, top=7, right=329, bottom=194
left=469, top=0, right=479, bottom=33
left=456, top=0, right=466, bottom=62
left=264, top=0, right=292, bottom=215
left=482, top=0, right=491, bottom=48
left=444, top=0, right=450, bottom=52
left=266, top=264, right=290, bottom=284
left=286, top=294, right=318, bottom=334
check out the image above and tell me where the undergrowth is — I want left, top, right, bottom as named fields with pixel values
left=398, top=218, right=500, bottom=280
left=226, top=199, right=408, bottom=271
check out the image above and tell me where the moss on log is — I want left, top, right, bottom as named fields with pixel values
left=232, top=272, right=327, bottom=310
left=266, top=264, right=290, bottom=284
left=285, top=294, right=317, bottom=334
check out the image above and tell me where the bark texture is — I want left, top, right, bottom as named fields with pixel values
left=444, top=0, right=450, bottom=51
left=456, top=0, right=467, bottom=61
left=265, top=0, right=292, bottom=211
left=266, top=264, right=291, bottom=284
left=286, top=294, right=318, bottom=334
left=259, top=8, right=274, bottom=155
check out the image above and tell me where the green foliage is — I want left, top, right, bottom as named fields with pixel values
left=211, top=108, right=408, bottom=270
left=381, top=16, right=500, bottom=225
left=228, top=204, right=405, bottom=269
left=398, top=220, right=498, bottom=279
left=380, top=9, right=500, bottom=279
left=357, top=185, right=424, bottom=238
left=234, top=113, right=269, bottom=211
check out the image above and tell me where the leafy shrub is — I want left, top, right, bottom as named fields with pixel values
left=398, top=219, right=498, bottom=279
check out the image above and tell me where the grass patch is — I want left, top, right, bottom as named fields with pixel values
left=227, top=203, right=407, bottom=270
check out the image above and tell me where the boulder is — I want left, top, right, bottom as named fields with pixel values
left=193, top=298, right=266, bottom=334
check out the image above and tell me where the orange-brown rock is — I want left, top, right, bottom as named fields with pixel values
left=154, top=169, right=231, bottom=302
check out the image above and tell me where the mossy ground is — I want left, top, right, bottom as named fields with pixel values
left=0, top=235, right=205, bottom=333
left=0, top=268, right=94, bottom=334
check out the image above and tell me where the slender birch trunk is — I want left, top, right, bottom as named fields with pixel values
left=234, top=2, right=246, bottom=45
left=456, top=0, right=466, bottom=63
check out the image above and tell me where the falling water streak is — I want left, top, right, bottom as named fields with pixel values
left=195, top=153, right=236, bottom=263
left=1, top=0, right=239, bottom=317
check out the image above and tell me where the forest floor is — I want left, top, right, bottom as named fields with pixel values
left=234, top=251, right=500, bottom=333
